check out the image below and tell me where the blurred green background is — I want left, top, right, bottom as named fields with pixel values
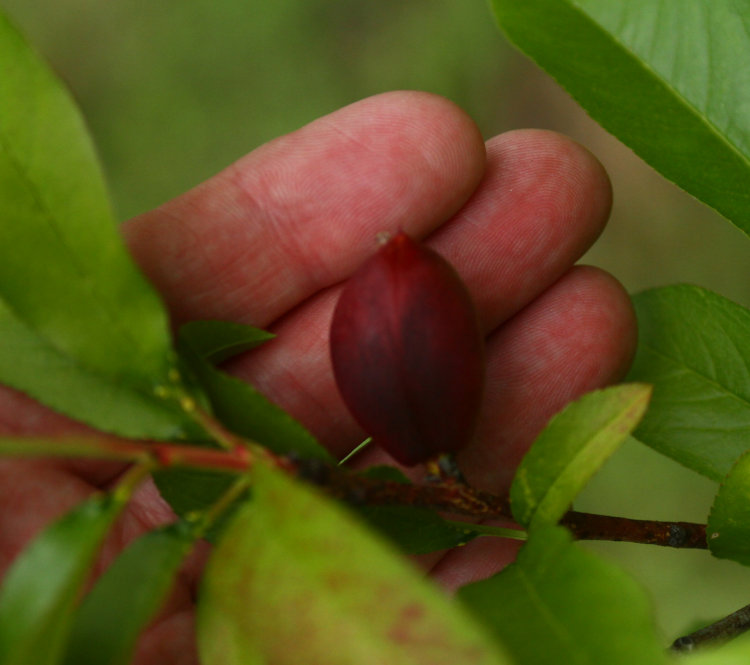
left=4, top=0, right=750, bottom=643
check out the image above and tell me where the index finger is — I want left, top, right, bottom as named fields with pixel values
left=122, top=91, right=486, bottom=327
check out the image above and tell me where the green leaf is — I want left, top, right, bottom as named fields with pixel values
left=0, top=12, right=201, bottom=439
left=179, top=320, right=275, bottom=364
left=0, top=301, right=202, bottom=439
left=157, top=336, right=330, bottom=526
left=178, top=341, right=330, bottom=461
left=707, top=450, right=750, bottom=566
left=674, top=633, right=750, bottom=664
left=357, top=504, right=478, bottom=555
left=490, top=0, right=750, bottom=235
left=197, top=463, right=511, bottom=665
left=152, top=467, right=243, bottom=542
left=0, top=494, right=124, bottom=665
left=628, top=285, right=750, bottom=480
left=510, top=384, right=652, bottom=528
left=458, top=526, right=666, bottom=665
left=354, top=466, right=480, bottom=554
left=63, top=520, right=200, bottom=665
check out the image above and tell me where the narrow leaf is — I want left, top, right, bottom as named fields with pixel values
left=355, top=466, right=480, bottom=554
left=179, top=320, right=274, bottom=364
left=707, top=450, right=750, bottom=566
left=0, top=494, right=124, bottom=665
left=197, top=463, right=511, bottom=665
left=63, top=520, right=200, bottom=665
left=152, top=467, right=243, bottom=542
left=358, top=505, right=478, bottom=555
left=179, top=342, right=330, bottom=460
left=490, top=0, right=750, bottom=234
left=458, top=526, right=667, bottom=665
left=510, top=384, right=651, bottom=528
left=0, top=12, right=201, bottom=439
left=629, top=285, right=750, bottom=480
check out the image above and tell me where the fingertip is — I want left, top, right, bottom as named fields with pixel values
left=306, top=90, right=488, bottom=232
left=568, top=264, right=638, bottom=381
left=491, top=128, right=613, bottom=249
left=462, top=264, right=637, bottom=491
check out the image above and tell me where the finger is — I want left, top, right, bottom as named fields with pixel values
left=460, top=265, right=637, bottom=492
left=229, top=131, right=615, bottom=457
left=0, top=459, right=204, bottom=661
left=425, top=266, right=636, bottom=588
left=427, top=129, right=612, bottom=328
left=355, top=264, right=635, bottom=480
left=122, top=91, right=486, bottom=327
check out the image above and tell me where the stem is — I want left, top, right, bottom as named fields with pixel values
left=671, top=602, right=750, bottom=652
left=290, top=457, right=707, bottom=549
left=0, top=435, right=707, bottom=549
left=188, top=406, right=246, bottom=451
left=561, top=511, right=707, bottom=549
left=111, top=460, right=156, bottom=503
left=192, top=474, right=252, bottom=536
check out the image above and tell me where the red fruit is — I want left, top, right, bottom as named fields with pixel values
left=330, top=232, right=485, bottom=466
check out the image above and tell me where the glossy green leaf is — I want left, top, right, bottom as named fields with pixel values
left=0, top=494, right=124, bottom=665
left=490, top=0, right=750, bottom=234
left=179, top=320, right=274, bottom=364
left=0, top=12, right=201, bottom=439
left=510, top=384, right=652, bottom=528
left=707, top=450, right=750, bottom=565
left=459, top=526, right=666, bottom=665
left=63, top=520, right=200, bottom=665
left=197, top=463, right=511, bottom=665
left=629, top=285, right=750, bottom=480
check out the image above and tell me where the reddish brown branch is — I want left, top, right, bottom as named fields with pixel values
left=2, top=435, right=708, bottom=549
left=289, top=457, right=707, bottom=549
left=560, top=511, right=707, bottom=549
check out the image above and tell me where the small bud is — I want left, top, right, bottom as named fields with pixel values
left=330, top=232, right=484, bottom=466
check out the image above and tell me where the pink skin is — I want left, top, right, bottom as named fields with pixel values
left=0, top=91, right=635, bottom=664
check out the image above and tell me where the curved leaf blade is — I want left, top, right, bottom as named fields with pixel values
left=708, top=450, right=750, bottom=566
left=0, top=300, right=201, bottom=439
left=0, top=12, right=201, bottom=438
left=0, top=494, right=124, bottom=665
left=198, top=464, right=511, bottom=665
left=179, top=320, right=274, bottom=364
left=629, top=285, right=750, bottom=480
left=178, top=340, right=329, bottom=460
left=490, top=0, right=750, bottom=234
left=510, top=384, right=652, bottom=528
left=63, top=521, right=199, bottom=665
left=458, top=526, right=666, bottom=665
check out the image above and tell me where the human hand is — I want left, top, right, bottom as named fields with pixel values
left=0, top=91, right=636, bottom=664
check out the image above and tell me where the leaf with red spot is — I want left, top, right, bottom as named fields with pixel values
left=197, top=463, right=511, bottom=664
